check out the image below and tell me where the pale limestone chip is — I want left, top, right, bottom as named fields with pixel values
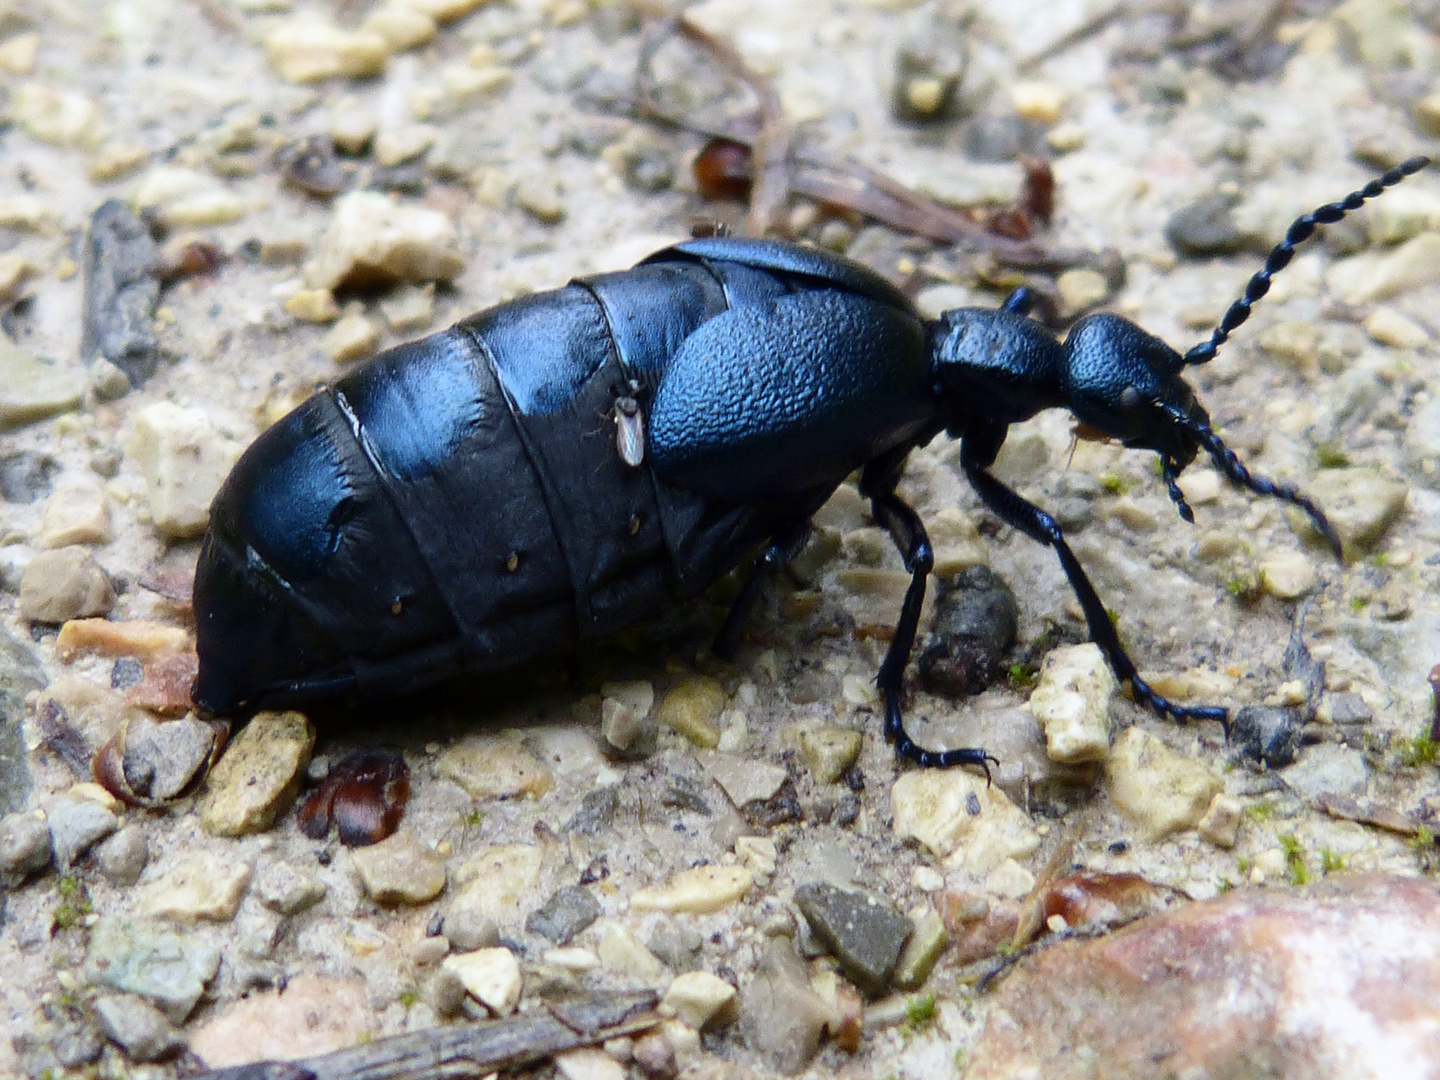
left=1364, top=306, right=1429, bottom=349
left=1198, top=793, right=1244, bottom=849
left=799, top=725, right=863, bottom=784
left=448, top=844, right=544, bottom=930
left=663, top=971, right=738, bottom=1030
left=1327, top=232, right=1440, bottom=304
left=56, top=619, right=190, bottom=662
left=631, top=866, right=752, bottom=913
left=322, top=310, right=379, bottom=363
left=361, top=3, right=437, bottom=51
left=405, top=0, right=491, bottom=22
left=1029, top=643, right=1116, bottom=765
left=12, top=82, right=98, bottom=146
left=0, top=334, right=81, bottom=426
left=127, top=402, right=242, bottom=538
left=0, top=32, right=38, bottom=75
left=0, top=194, right=60, bottom=232
left=374, top=124, right=437, bottom=167
left=1107, top=728, right=1222, bottom=841
left=0, top=253, right=39, bottom=304
left=89, top=143, right=149, bottom=182
left=39, top=482, right=112, bottom=548
left=890, top=770, right=1040, bottom=876
left=263, top=20, right=388, bottom=82
left=141, top=854, right=252, bottom=923
left=200, top=711, right=315, bottom=837
left=1260, top=552, right=1318, bottom=600
left=656, top=677, right=726, bottom=748
left=306, top=191, right=463, bottom=291
left=437, top=734, right=553, bottom=800
left=285, top=288, right=340, bottom=323
left=1009, top=80, right=1066, bottom=124
left=442, top=947, right=522, bottom=1015
left=20, top=547, right=114, bottom=623
left=350, top=831, right=447, bottom=906
left=595, top=920, right=667, bottom=981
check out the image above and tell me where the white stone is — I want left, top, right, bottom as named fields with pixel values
left=1364, top=306, right=1430, bottom=349
left=595, top=920, right=668, bottom=982
left=663, top=971, right=738, bottom=1030
left=39, top=481, right=111, bottom=548
left=127, top=403, right=241, bottom=538
left=1028, top=643, right=1116, bottom=764
left=1260, top=552, right=1318, bottom=600
left=735, top=836, right=777, bottom=876
left=1107, top=728, right=1222, bottom=841
left=890, top=771, right=1040, bottom=876
left=1198, top=793, right=1244, bottom=849
left=448, top=844, right=543, bottom=931
left=140, top=854, right=251, bottom=923
left=984, top=858, right=1036, bottom=899
left=631, top=866, right=752, bottom=913
left=305, top=191, right=464, bottom=291
left=1327, top=232, right=1440, bottom=304
left=442, top=947, right=521, bottom=1015
left=555, top=1048, right=625, bottom=1080
left=701, top=752, right=788, bottom=807
left=12, top=82, right=98, bottom=145
left=130, top=167, right=244, bottom=227
left=263, top=19, right=388, bottom=82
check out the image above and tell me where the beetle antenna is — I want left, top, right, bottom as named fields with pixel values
left=1157, top=404, right=1343, bottom=559
left=1183, top=156, right=1430, bottom=368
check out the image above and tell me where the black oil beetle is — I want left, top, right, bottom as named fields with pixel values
left=193, top=156, right=1429, bottom=773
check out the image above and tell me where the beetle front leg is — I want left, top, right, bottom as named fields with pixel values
left=860, top=459, right=999, bottom=777
left=958, top=433, right=1227, bottom=728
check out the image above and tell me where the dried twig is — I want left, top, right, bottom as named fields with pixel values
left=187, top=993, right=660, bottom=1080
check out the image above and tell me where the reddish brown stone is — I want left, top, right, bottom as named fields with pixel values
left=938, top=890, right=1022, bottom=965
left=1039, top=870, right=1171, bottom=931
left=969, top=874, right=1440, bottom=1080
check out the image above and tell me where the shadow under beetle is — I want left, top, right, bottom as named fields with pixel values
left=193, top=156, right=1429, bottom=774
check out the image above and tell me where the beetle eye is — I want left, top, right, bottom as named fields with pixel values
left=1119, top=386, right=1144, bottom=411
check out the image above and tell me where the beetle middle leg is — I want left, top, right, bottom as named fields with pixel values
left=958, top=424, right=1227, bottom=728
left=860, top=451, right=999, bottom=775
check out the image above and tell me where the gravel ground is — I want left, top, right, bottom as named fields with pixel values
left=3, top=0, right=1440, bottom=1077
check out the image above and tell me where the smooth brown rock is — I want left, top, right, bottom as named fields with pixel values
left=969, top=874, right=1440, bottom=1079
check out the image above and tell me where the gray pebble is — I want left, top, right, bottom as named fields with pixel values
left=1281, top=744, right=1370, bottom=799
left=1230, top=706, right=1305, bottom=769
left=109, top=657, right=144, bottom=689
left=85, top=916, right=221, bottom=1022
left=1, top=811, right=52, bottom=885
left=646, top=920, right=703, bottom=972
left=0, top=450, right=58, bottom=503
left=425, top=966, right=468, bottom=1018
left=444, top=907, right=500, bottom=952
left=793, top=881, right=911, bottom=997
left=122, top=715, right=218, bottom=802
left=93, top=992, right=182, bottom=1062
left=95, top=825, right=148, bottom=885
left=1324, top=693, right=1373, bottom=726
left=43, top=793, right=118, bottom=871
left=19, top=546, right=115, bottom=624
left=525, top=885, right=600, bottom=945
left=0, top=631, right=42, bottom=814
left=1165, top=192, right=1250, bottom=257
left=566, top=785, right=620, bottom=835
left=256, top=859, right=326, bottom=914
left=962, top=115, right=1042, bottom=162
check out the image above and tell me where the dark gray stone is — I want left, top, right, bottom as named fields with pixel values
left=0, top=450, right=58, bottom=503
left=919, top=565, right=1020, bottom=698
left=0, top=630, right=42, bottom=814
left=566, top=786, right=619, bottom=836
left=1231, top=705, right=1305, bottom=768
left=80, top=200, right=161, bottom=385
left=794, top=882, right=911, bottom=997
left=646, top=920, right=703, bottom=972
left=525, top=885, right=600, bottom=945
left=1165, top=192, right=1250, bottom=257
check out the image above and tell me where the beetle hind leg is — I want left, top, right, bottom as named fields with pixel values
left=712, top=522, right=811, bottom=661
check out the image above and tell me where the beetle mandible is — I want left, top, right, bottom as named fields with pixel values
left=193, top=156, right=1429, bottom=773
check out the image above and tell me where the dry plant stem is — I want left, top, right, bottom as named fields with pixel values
left=188, top=994, right=661, bottom=1080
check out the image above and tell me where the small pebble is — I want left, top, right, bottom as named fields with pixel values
left=631, top=866, right=752, bottom=914
left=38, top=481, right=111, bottom=547
left=0, top=32, right=38, bottom=74
left=1165, top=193, right=1247, bottom=257
left=19, top=546, right=115, bottom=623
left=1280, top=744, right=1369, bottom=799
left=794, top=882, right=911, bottom=997
left=0, top=811, right=52, bottom=885
left=263, top=19, right=389, bottom=82
left=305, top=191, right=464, bottom=291
left=702, top=752, right=788, bottom=807
left=0, top=334, right=82, bottom=427
left=515, top=179, right=566, bottom=224
left=93, top=993, right=183, bottom=1062
left=56, top=618, right=189, bottom=662
left=12, top=82, right=98, bottom=146
left=632, top=1029, right=677, bottom=1078
left=425, top=966, right=468, bottom=1017
left=891, top=906, right=948, bottom=990
left=379, top=283, right=435, bottom=333
left=374, top=125, right=438, bottom=167
left=556, top=1047, right=626, bottom=1080
left=890, top=770, right=1039, bottom=875
left=526, top=885, right=601, bottom=945
left=1260, top=552, right=1317, bottom=600
left=1009, top=81, right=1065, bottom=125
left=361, top=3, right=437, bottom=51
left=1291, top=468, right=1406, bottom=558
left=1230, top=705, right=1305, bottom=769
left=436, top=733, right=554, bottom=799
left=597, top=920, right=668, bottom=981
left=256, top=859, right=326, bottom=914
left=350, top=830, right=447, bottom=906
left=448, top=843, right=542, bottom=935
left=442, top=947, right=522, bottom=1015
left=1055, top=268, right=1108, bottom=316
left=918, top=565, right=1018, bottom=698
left=1029, top=643, right=1115, bottom=765
left=140, top=853, right=252, bottom=923
left=130, top=166, right=244, bottom=227
left=127, top=402, right=241, bottom=538
left=84, top=916, right=221, bottom=1022
left=1363, top=306, right=1429, bottom=349
left=656, top=677, right=726, bottom=749
left=44, top=789, right=119, bottom=870
left=200, top=711, right=315, bottom=836
left=662, top=971, right=738, bottom=1030
left=323, top=309, right=379, bottom=363
left=799, top=726, right=863, bottom=785
left=1106, top=728, right=1222, bottom=841
left=1327, top=232, right=1440, bottom=304
left=1197, top=793, right=1243, bottom=849
left=285, top=289, right=340, bottom=323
